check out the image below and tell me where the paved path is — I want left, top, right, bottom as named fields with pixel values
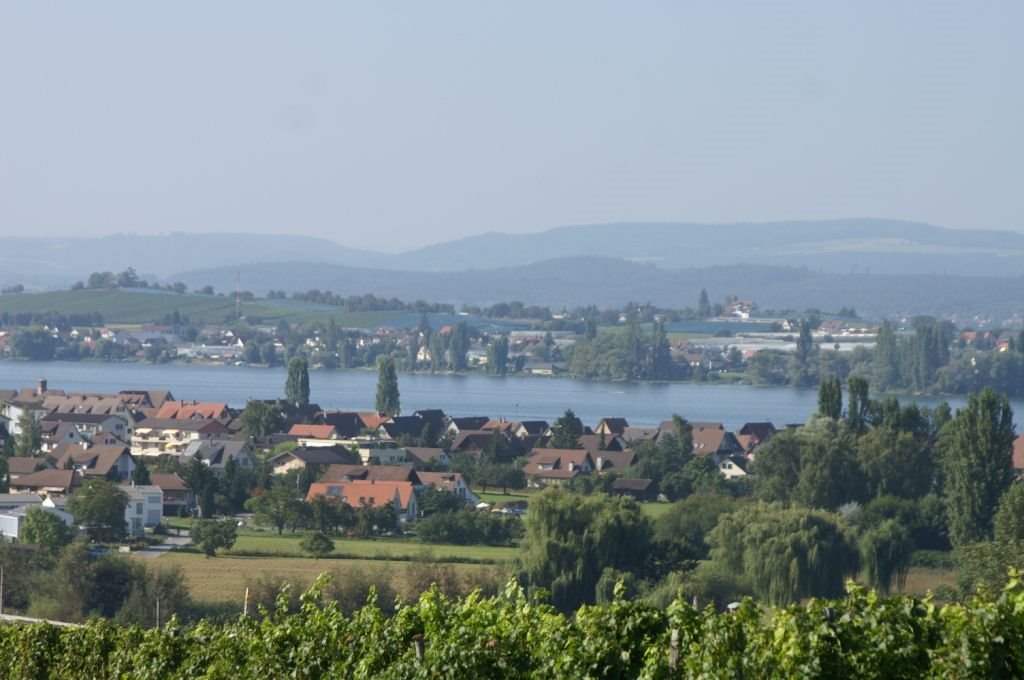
left=133, top=534, right=191, bottom=559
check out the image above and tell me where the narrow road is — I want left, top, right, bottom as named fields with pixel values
left=133, top=534, right=191, bottom=559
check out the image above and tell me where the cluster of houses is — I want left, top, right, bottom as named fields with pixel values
left=7, top=378, right=1023, bottom=543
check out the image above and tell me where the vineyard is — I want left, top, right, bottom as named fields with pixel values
left=1, top=574, right=1023, bottom=679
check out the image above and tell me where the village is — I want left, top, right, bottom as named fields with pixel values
left=0, top=375, right=819, bottom=545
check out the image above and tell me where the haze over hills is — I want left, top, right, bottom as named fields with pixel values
left=173, top=257, right=1024, bottom=320
left=3, top=219, right=1024, bottom=318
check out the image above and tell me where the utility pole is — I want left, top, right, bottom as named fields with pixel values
left=155, top=596, right=160, bottom=629
left=1, top=565, right=4, bottom=615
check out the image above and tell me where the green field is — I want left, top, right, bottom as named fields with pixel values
left=224, top=531, right=518, bottom=563
left=0, top=289, right=403, bottom=327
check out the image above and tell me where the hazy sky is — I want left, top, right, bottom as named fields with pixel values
left=1, top=2, right=1020, bottom=252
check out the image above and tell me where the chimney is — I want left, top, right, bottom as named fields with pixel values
left=597, top=456, right=604, bottom=471
left=37, top=378, right=47, bottom=396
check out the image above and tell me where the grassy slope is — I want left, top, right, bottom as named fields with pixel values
left=0, top=289, right=402, bottom=327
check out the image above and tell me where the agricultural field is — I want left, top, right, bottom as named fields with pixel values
left=148, top=552, right=507, bottom=605
left=226, top=531, right=518, bottom=563
left=0, top=289, right=403, bottom=327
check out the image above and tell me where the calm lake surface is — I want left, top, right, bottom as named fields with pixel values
left=0, top=361, right=1010, bottom=430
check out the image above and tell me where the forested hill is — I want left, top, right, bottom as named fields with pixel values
left=174, top=258, right=1024, bottom=319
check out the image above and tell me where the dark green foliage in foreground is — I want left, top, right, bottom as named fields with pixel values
left=2, top=574, right=1024, bottom=678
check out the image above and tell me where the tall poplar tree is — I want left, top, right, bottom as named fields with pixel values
left=375, top=356, right=401, bottom=416
left=817, top=376, right=842, bottom=420
left=941, top=388, right=1015, bottom=547
left=285, top=356, right=310, bottom=408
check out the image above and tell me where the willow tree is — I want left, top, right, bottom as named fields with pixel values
left=941, top=388, right=1015, bottom=548
left=518, top=488, right=652, bottom=613
left=708, top=503, right=859, bottom=606
left=859, top=518, right=912, bottom=594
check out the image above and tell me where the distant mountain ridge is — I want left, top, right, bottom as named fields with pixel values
left=173, top=256, right=1024, bottom=320
left=397, top=219, right=1024, bottom=275
left=3, top=219, right=1024, bottom=318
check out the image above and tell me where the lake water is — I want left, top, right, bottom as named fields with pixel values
left=0, top=360, right=1009, bottom=430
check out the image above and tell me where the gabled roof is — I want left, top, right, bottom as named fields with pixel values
left=377, top=417, right=425, bottom=440
left=315, top=411, right=365, bottom=438
left=611, top=478, right=654, bottom=492
left=738, top=422, right=777, bottom=439
left=622, top=427, right=660, bottom=443
left=288, top=424, right=339, bottom=439
left=134, top=418, right=230, bottom=433
left=412, top=409, right=447, bottom=433
left=513, top=420, right=550, bottom=437
left=52, top=444, right=132, bottom=477
left=417, top=471, right=467, bottom=494
left=1013, top=435, right=1024, bottom=471
left=592, top=449, right=638, bottom=472
left=691, top=424, right=743, bottom=457
left=150, top=472, right=190, bottom=492
left=10, top=469, right=82, bottom=493
left=41, top=411, right=120, bottom=424
left=154, top=401, right=231, bottom=420
left=183, top=440, right=254, bottom=467
left=448, top=416, right=490, bottom=432
left=357, top=412, right=389, bottom=430
left=270, top=446, right=360, bottom=467
left=596, top=418, right=630, bottom=435
left=321, top=464, right=419, bottom=484
left=7, top=457, right=50, bottom=476
left=404, top=447, right=448, bottom=466
left=579, top=434, right=627, bottom=454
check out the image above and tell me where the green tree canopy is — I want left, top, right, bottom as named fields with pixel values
left=708, top=502, right=859, bottom=606
left=375, top=356, right=401, bottom=416
left=14, top=411, right=42, bottom=457
left=67, top=479, right=130, bottom=541
left=940, top=388, right=1015, bottom=547
left=192, top=518, right=238, bottom=557
left=20, top=506, right=74, bottom=553
left=285, top=356, right=311, bottom=407
left=245, top=486, right=304, bottom=535
left=550, top=409, right=584, bottom=450
left=859, top=518, right=913, bottom=595
left=240, top=399, right=285, bottom=439
left=518, top=488, right=652, bottom=612
left=299, top=531, right=335, bottom=559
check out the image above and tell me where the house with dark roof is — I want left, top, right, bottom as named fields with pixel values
left=150, top=472, right=195, bottom=515
left=523, top=449, right=595, bottom=487
left=40, top=411, right=129, bottom=443
left=688, top=423, right=744, bottom=458
left=314, top=411, right=366, bottom=438
left=610, top=478, right=656, bottom=502
left=182, top=440, right=258, bottom=475
left=320, top=464, right=420, bottom=485
left=445, top=417, right=490, bottom=438
left=51, top=444, right=135, bottom=481
left=10, top=469, right=82, bottom=495
left=622, top=427, right=660, bottom=445
left=737, top=422, right=777, bottom=452
left=269, top=446, right=360, bottom=476
left=403, top=447, right=450, bottom=469
left=592, top=449, right=638, bottom=474
left=6, top=457, right=51, bottom=481
left=595, top=418, right=630, bottom=436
